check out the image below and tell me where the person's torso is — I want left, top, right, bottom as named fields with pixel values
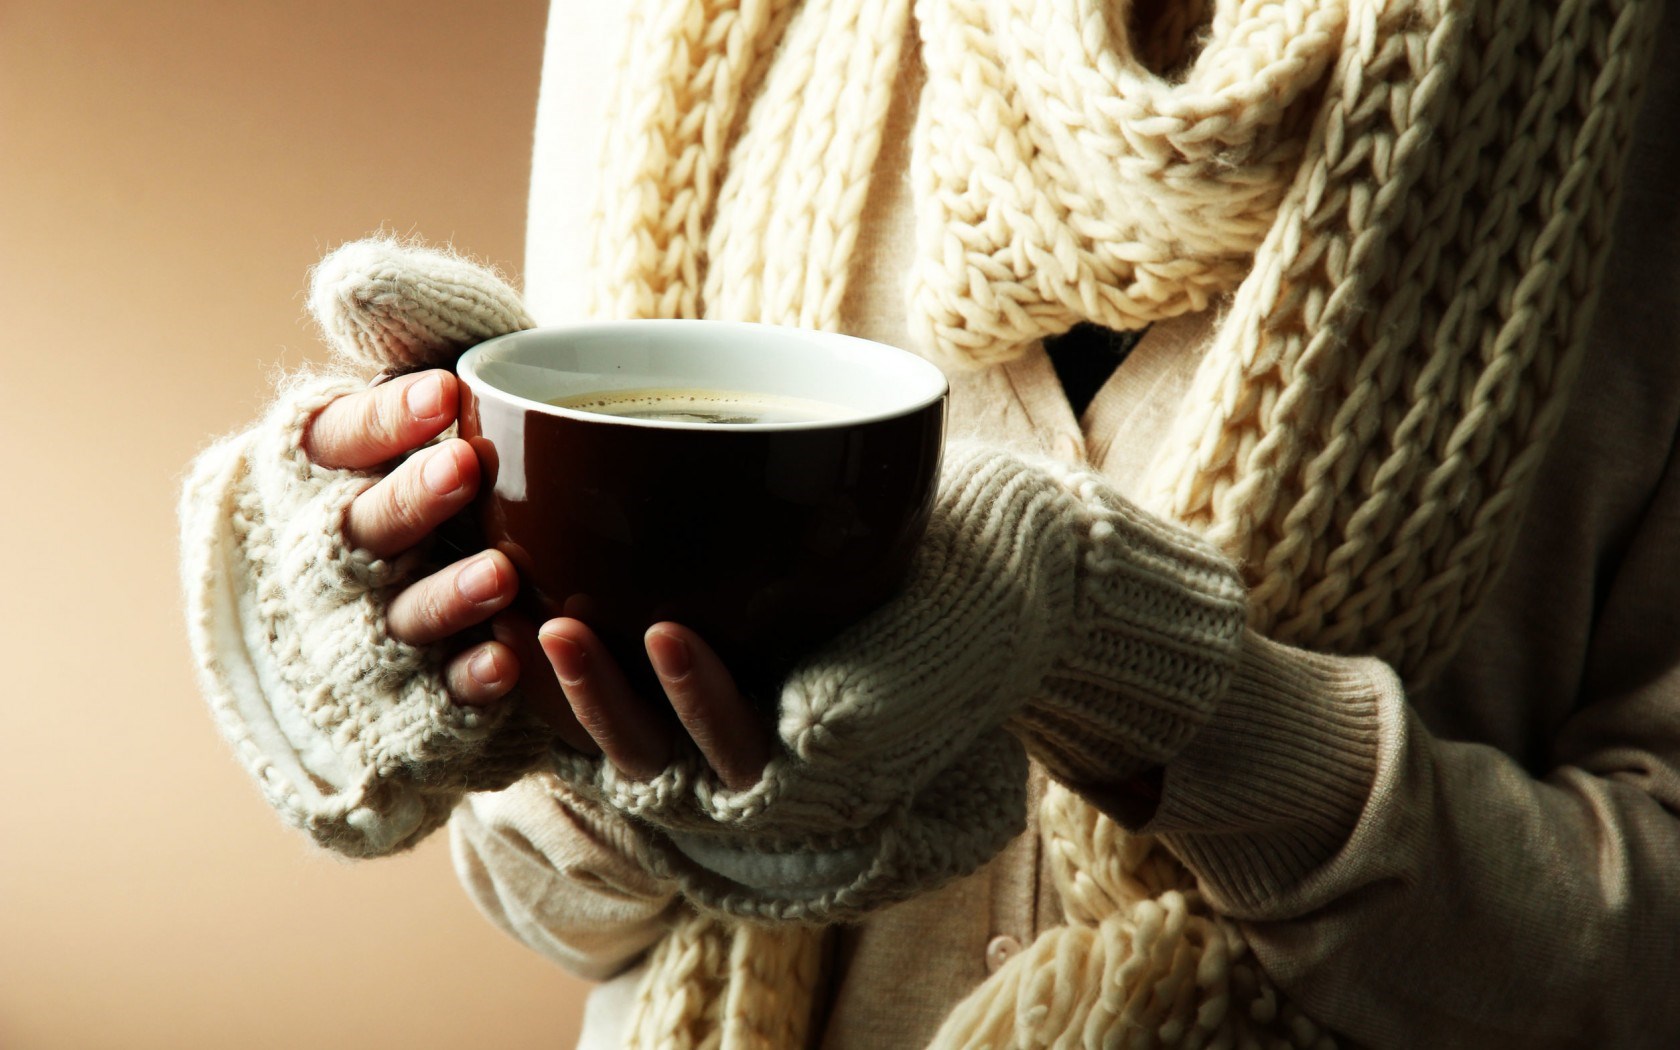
left=529, top=6, right=1680, bottom=1047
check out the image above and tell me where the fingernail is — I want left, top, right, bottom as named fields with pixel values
left=468, top=648, right=500, bottom=686
left=646, top=630, right=691, bottom=681
left=543, top=634, right=587, bottom=686
left=422, top=445, right=462, bottom=495
left=456, top=556, right=501, bottom=604
left=405, top=373, right=446, bottom=421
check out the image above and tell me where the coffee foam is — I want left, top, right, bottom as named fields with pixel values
left=550, top=387, right=850, bottom=425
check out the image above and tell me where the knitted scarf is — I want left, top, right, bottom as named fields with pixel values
left=584, top=0, right=1661, bottom=1045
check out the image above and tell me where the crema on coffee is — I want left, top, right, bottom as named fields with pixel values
left=549, top=387, right=849, bottom=425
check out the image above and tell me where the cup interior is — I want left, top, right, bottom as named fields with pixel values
left=457, top=320, right=949, bottom=430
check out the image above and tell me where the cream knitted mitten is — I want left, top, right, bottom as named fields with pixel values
left=307, top=236, right=535, bottom=374
left=179, top=238, right=543, bottom=857
left=550, top=441, right=1248, bottom=921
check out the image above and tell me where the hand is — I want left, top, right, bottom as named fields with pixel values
left=299, top=369, right=542, bottom=706
left=533, top=618, right=773, bottom=791
left=191, top=235, right=549, bottom=856
left=524, top=442, right=1246, bottom=922
left=301, top=368, right=514, bottom=705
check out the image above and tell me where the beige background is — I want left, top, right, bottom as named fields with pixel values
left=0, top=3, right=597, bottom=1047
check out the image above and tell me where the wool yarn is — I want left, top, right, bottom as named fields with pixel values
left=591, top=0, right=1663, bottom=1046
left=309, top=236, right=534, bottom=374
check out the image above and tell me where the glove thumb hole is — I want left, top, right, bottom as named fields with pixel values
left=307, top=236, right=535, bottom=375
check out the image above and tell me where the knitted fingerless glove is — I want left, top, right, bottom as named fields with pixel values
left=179, top=237, right=545, bottom=857
left=549, top=441, right=1248, bottom=922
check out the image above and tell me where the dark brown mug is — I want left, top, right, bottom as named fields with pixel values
left=455, top=320, right=949, bottom=700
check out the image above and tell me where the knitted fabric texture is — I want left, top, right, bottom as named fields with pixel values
left=587, top=0, right=1662, bottom=1045
left=309, top=236, right=537, bottom=374
left=544, top=441, right=1246, bottom=922
left=180, top=239, right=546, bottom=855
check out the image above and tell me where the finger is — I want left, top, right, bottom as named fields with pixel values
left=490, top=612, right=600, bottom=755
left=344, top=438, right=479, bottom=557
left=538, top=618, right=673, bottom=780
left=387, top=550, right=517, bottom=646
left=303, top=369, right=457, bottom=470
left=646, top=624, right=771, bottom=791
left=444, top=640, right=518, bottom=706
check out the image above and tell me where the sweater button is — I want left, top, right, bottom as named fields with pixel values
left=985, top=935, right=1023, bottom=974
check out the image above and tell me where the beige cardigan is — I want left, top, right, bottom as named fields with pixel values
left=451, top=4, right=1680, bottom=1047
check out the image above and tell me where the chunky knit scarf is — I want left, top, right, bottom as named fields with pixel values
left=585, top=0, right=1661, bottom=1045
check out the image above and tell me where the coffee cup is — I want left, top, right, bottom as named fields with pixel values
left=454, top=320, right=949, bottom=698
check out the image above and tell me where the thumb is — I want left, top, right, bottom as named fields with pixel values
left=307, top=236, right=534, bottom=374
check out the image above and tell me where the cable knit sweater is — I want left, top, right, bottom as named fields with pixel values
left=177, top=2, right=1680, bottom=1049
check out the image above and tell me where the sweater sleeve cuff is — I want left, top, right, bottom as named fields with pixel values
left=1145, top=630, right=1385, bottom=914
left=449, top=773, right=680, bottom=981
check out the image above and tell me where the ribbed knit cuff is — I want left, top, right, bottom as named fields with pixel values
left=1146, top=631, right=1383, bottom=915
left=1011, top=467, right=1249, bottom=788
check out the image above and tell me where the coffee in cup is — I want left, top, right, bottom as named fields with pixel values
left=548, top=387, right=849, bottom=426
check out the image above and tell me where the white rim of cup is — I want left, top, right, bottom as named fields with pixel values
left=456, top=319, right=950, bottom=432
